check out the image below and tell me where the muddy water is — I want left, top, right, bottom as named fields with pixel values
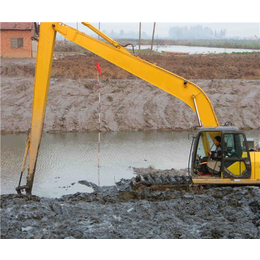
left=1, top=130, right=259, bottom=198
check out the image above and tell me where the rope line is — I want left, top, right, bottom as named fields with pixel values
left=96, top=62, right=101, bottom=186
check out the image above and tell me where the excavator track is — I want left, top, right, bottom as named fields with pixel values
left=130, top=173, right=199, bottom=193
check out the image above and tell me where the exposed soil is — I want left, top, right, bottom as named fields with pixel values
left=1, top=52, right=260, bottom=80
left=49, top=52, right=260, bottom=80
left=1, top=53, right=260, bottom=133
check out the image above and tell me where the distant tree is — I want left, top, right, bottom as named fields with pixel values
left=141, top=31, right=149, bottom=39
left=120, top=30, right=124, bottom=38
left=169, top=27, right=181, bottom=39
left=220, top=29, right=227, bottom=38
left=169, top=25, right=224, bottom=40
left=110, top=30, right=116, bottom=38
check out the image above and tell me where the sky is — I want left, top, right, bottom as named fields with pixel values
left=66, top=22, right=260, bottom=39
left=2, top=0, right=258, bottom=39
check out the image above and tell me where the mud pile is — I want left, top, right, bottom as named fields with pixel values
left=1, top=179, right=260, bottom=239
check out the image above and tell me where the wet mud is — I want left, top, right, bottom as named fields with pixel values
left=1, top=178, right=260, bottom=239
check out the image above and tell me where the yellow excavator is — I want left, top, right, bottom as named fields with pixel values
left=16, top=22, right=260, bottom=195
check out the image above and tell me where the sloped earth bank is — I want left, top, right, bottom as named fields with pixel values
left=1, top=78, right=260, bottom=133
left=1, top=179, right=260, bottom=238
left=1, top=53, right=260, bottom=133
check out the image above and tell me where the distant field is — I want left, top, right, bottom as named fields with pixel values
left=55, top=39, right=260, bottom=54
left=119, top=39, right=260, bottom=50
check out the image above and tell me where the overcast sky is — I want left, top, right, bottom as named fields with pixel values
left=2, top=1, right=260, bottom=39
left=67, top=22, right=259, bottom=38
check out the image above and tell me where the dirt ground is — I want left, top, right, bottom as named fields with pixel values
left=1, top=53, right=260, bottom=133
left=49, top=52, right=260, bottom=80
left=2, top=52, right=260, bottom=80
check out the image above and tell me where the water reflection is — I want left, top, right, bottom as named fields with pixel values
left=1, top=130, right=259, bottom=198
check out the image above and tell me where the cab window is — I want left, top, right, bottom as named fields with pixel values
left=224, top=133, right=248, bottom=159
left=223, top=133, right=249, bottom=176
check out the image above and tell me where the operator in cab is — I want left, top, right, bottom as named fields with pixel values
left=208, top=136, right=222, bottom=159
left=200, top=136, right=222, bottom=176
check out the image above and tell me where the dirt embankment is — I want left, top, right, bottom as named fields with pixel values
left=1, top=53, right=260, bottom=133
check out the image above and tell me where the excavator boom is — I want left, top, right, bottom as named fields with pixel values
left=17, top=22, right=221, bottom=194
left=54, top=22, right=219, bottom=127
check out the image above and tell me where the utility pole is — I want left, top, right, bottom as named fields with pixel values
left=151, top=22, right=156, bottom=55
left=98, top=22, right=100, bottom=40
left=139, top=22, right=141, bottom=54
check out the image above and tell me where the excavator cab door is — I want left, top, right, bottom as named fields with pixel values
left=222, top=131, right=251, bottom=179
left=191, top=130, right=222, bottom=176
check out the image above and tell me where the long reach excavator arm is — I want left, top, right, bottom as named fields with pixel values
left=16, top=22, right=219, bottom=194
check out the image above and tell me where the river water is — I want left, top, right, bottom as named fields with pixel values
left=1, top=130, right=259, bottom=198
left=128, top=45, right=260, bottom=54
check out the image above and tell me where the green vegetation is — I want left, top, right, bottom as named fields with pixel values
left=231, top=51, right=259, bottom=54
left=187, top=39, right=260, bottom=50
left=119, top=39, right=260, bottom=50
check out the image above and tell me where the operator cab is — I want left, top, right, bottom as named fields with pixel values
left=191, top=127, right=251, bottom=179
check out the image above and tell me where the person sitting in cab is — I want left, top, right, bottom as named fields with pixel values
left=200, top=136, right=222, bottom=176
left=208, top=136, right=221, bottom=159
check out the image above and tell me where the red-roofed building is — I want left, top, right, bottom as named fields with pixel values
left=0, top=22, right=39, bottom=58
